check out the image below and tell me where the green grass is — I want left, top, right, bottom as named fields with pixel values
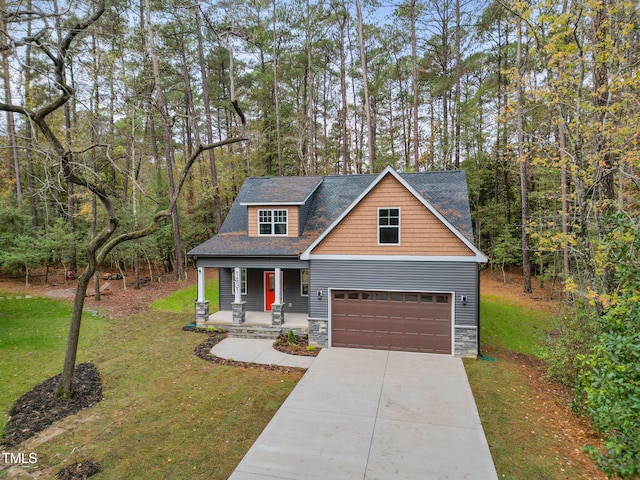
left=3, top=282, right=594, bottom=479
left=0, top=292, right=108, bottom=439
left=1, top=283, right=301, bottom=479
left=465, top=294, right=599, bottom=479
left=150, top=281, right=219, bottom=313
left=480, top=294, right=556, bottom=358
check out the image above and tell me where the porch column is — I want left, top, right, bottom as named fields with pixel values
left=274, top=268, right=282, bottom=304
left=232, top=267, right=245, bottom=324
left=194, top=266, right=209, bottom=326
left=271, top=267, right=285, bottom=326
left=197, top=267, right=206, bottom=303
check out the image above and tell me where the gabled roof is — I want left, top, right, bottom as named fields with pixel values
left=188, top=167, right=486, bottom=262
left=239, top=176, right=323, bottom=205
left=300, top=166, right=487, bottom=261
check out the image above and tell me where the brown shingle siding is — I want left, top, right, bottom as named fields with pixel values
left=311, top=174, right=474, bottom=256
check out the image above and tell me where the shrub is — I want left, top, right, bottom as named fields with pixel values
left=571, top=213, right=640, bottom=478
left=540, top=302, right=599, bottom=387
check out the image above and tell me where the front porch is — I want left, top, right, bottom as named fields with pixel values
left=202, top=310, right=309, bottom=330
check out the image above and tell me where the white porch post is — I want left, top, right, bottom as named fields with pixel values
left=234, top=267, right=242, bottom=303
left=194, top=264, right=210, bottom=326
left=271, top=268, right=284, bottom=325
left=197, top=267, right=206, bottom=303
left=274, top=268, right=282, bottom=305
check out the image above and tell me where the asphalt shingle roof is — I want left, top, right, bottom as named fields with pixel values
left=188, top=170, right=474, bottom=257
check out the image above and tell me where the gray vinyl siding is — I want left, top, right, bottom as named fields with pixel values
left=219, top=267, right=309, bottom=313
left=308, top=260, right=479, bottom=327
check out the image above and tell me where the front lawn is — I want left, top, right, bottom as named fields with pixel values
left=1, top=284, right=301, bottom=479
left=150, top=281, right=219, bottom=313
left=0, top=293, right=107, bottom=439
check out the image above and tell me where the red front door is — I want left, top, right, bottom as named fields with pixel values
left=264, top=271, right=276, bottom=311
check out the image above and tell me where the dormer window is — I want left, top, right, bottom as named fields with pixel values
left=378, top=208, right=400, bottom=244
left=259, top=209, right=288, bottom=236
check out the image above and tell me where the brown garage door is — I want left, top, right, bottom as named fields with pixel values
left=331, top=290, right=452, bottom=354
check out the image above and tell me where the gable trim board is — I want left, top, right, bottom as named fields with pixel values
left=300, top=166, right=488, bottom=262
left=307, top=254, right=485, bottom=262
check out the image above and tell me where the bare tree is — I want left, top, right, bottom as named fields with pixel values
left=0, top=0, right=246, bottom=398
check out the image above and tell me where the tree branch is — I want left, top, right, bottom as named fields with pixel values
left=96, top=136, right=247, bottom=262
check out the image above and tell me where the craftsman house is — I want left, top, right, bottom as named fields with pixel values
left=188, top=166, right=488, bottom=357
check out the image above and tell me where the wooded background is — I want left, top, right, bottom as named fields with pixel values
left=1, top=0, right=638, bottom=292
left=1, top=1, right=639, bottom=473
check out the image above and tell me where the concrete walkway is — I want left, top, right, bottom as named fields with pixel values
left=213, top=339, right=498, bottom=480
left=211, top=337, right=316, bottom=369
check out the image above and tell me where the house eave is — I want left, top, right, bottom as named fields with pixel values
left=240, top=201, right=306, bottom=206
left=302, top=253, right=489, bottom=262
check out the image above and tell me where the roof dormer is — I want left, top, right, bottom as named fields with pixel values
left=240, top=176, right=323, bottom=238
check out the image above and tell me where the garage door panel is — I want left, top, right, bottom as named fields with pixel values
left=331, top=290, right=452, bottom=354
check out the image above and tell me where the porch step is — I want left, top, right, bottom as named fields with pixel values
left=216, top=325, right=286, bottom=340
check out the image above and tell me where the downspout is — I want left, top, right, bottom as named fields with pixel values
left=477, top=262, right=495, bottom=361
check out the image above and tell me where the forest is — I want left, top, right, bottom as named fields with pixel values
left=1, top=0, right=639, bottom=477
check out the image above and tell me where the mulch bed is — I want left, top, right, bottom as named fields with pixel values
left=56, top=460, right=101, bottom=479
left=1, top=363, right=103, bottom=448
left=272, top=333, right=320, bottom=357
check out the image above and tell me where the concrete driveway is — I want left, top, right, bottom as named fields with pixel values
left=228, top=347, right=498, bottom=480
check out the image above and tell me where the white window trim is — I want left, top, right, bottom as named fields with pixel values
left=258, top=208, right=288, bottom=236
left=300, top=269, right=309, bottom=296
left=377, top=207, right=401, bottom=245
left=231, top=268, right=247, bottom=295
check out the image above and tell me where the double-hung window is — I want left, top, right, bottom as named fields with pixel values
left=378, top=208, right=400, bottom=244
left=258, top=209, right=288, bottom=236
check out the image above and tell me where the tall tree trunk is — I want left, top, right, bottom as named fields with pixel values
left=410, top=0, right=420, bottom=170
left=23, top=0, right=38, bottom=228
left=516, top=18, right=532, bottom=294
left=1, top=1, right=22, bottom=203
left=339, top=7, right=350, bottom=174
left=144, top=0, right=184, bottom=280
left=273, top=0, right=283, bottom=175
left=453, top=0, right=461, bottom=169
left=591, top=0, right=616, bottom=294
left=91, top=33, right=101, bottom=300
left=194, top=3, right=222, bottom=231
left=355, top=0, right=375, bottom=173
